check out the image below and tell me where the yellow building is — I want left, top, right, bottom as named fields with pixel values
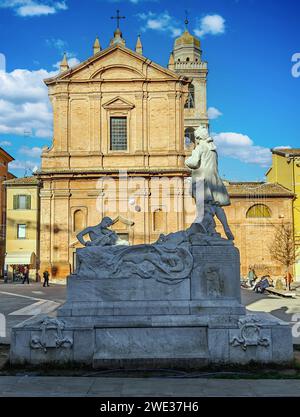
left=4, top=177, right=40, bottom=281
left=0, top=147, right=15, bottom=277
left=266, top=148, right=300, bottom=280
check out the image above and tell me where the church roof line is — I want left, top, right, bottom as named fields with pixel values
left=44, top=43, right=190, bottom=85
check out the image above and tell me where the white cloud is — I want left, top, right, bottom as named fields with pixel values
left=0, top=141, right=12, bottom=147
left=207, top=107, right=222, bottom=120
left=194, top=14, right=226, bottom=37
left=0, top=1, right=68, bottom=17
left=137, top=11, right=182, bottom=37
left=46, top=38, right=68, bottom=51
left=10, top=159, right=39, bottom=171
left=213, top=132, right=272, bottom=167
left=0, top=67, right=56, bottom=138
left=19, top=146, right=43, bottom=158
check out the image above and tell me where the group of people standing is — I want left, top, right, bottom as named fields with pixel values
left=9, top=266, right=50, bottom=287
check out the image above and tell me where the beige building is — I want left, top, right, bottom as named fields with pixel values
left=4, top=177, right=40, bottom=281
left=222, top=182, right=294, bottom=278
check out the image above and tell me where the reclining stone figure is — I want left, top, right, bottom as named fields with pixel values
left=76, top=216, right=129, bottom=247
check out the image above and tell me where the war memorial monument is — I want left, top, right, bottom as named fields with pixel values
left=10, top=126, right=293, bottom=368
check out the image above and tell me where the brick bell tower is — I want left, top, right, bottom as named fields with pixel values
left=168, top=18, right=209, bottom=146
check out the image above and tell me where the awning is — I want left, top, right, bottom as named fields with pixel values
left=5, top=252, right=36, bottom=266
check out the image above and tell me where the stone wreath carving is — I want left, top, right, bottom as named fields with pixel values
left=30, top=318, right=73, bottom=353
left=230, top=317, right=270, bottom=351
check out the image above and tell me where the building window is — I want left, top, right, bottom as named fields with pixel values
left=185, top=84, right=195, bottom=109
left=246, top=204, right=272, bottom=218
left=110, top=117, right=127, bottom=151
left=17, top=224, right=26, bottom=239
left=13, top=195, right=31, bottom=210
left=184, top=127, right=195, bottom=146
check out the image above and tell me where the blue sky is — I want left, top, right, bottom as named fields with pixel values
left=0, top=0, right=299, bottom=180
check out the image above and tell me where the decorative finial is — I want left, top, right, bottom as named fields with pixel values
left=60, top=52, right=69, bottom=72
left=93, top=36, right=101, bottom=55
left=135, top=34, right=143, bottom=55
left=168, top=52, right=175, bottom=70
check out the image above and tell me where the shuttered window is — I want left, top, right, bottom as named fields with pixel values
left=13, top=195, right=31, bottom=210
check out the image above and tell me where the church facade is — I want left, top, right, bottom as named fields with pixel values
left=39, top=28, right=200, bottom=279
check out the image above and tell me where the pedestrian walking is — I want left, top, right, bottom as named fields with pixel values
left=22, top=266, right=30, bottom=284
left=284, top=270, right=293, bottom=291
left=247, top=266, right=257, bottom=287
left=43, top=270, right=50, bottom=287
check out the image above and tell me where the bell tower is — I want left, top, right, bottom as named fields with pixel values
left=169, top=19, right=208, bottom=145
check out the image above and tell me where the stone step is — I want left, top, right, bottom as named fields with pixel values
left=92, top=354, right=210, bottom=370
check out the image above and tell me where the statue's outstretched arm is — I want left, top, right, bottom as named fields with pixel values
left=185, top=146, right=201, bottom=169
left=76, top=227, right=92, bottom=246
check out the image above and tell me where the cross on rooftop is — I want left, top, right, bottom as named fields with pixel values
left=185, top=10, right=189, bottom=29
left=111, top=10, right=126, bottom=29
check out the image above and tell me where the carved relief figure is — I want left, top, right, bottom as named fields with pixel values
left=205, top=266, right=224, bottom=297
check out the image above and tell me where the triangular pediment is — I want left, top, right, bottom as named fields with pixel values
left=44, top=44, right=184, bottom=85
left=112, top=216, right=135, bottom=226
left=103, top=96, right=135, bottom=110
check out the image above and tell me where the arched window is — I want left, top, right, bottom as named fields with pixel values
left=186, top=57, right=190, bottom=62
left=246, top=204, right=272, bottom=218
left=73, top=209, right=85, bottom=232
left=184, top=127, right=195, bottom=146
left=153, top=209, right=164, bottom=232
left=185, top=83, right=195, bottom=109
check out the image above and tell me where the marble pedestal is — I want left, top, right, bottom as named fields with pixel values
left=10, top=242, right=293, bottom=368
